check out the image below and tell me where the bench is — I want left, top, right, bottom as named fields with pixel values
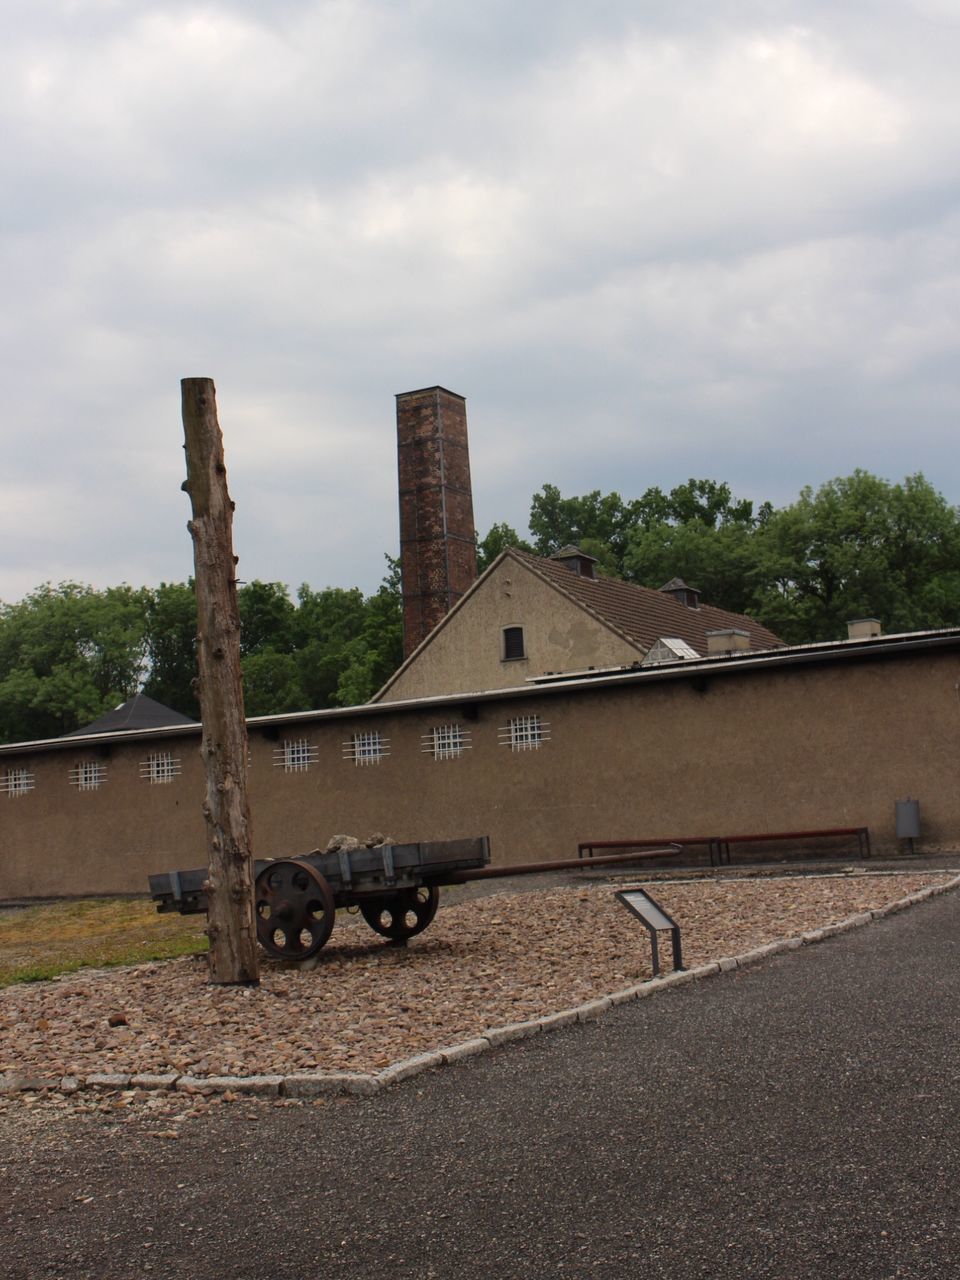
left=711, top=827, right=871, bottom=864
left=578, top=836, right=716, bottom=865
left=578, top=826, right=871, bottom=868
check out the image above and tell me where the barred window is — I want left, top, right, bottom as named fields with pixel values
left=343, top=731, right=388, bottom=766
left=273, top=739, right=318, bottom=773
left=1, top=767, right=34, bottom=797
left=69, top=761, right=107, bottom=792
left=139, top=752, right=181, bottom=784
left=498, top=714, right=549, bottom=752
left=422, top=723, right=470, bottom=761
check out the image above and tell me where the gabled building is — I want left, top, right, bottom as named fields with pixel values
left=375, top=544, right=782, bottom=701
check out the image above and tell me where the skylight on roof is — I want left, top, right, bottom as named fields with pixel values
left=642, top=637, right=701, bottom=666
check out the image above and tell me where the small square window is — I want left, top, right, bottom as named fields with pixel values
left=498, top=714, right=549, bottom=752
left=422, top=723, right=470, bottom=760
left=140, top=752, right=181, bottom=784
left=1, top=766, right=34, bottom=797
left=502, top=626, right=526, bottom=661
left=343, top=731, right=388, bottom=766
left=273, top=739, right=318, bottom=773
left=70, top=761, right=106, bottom=792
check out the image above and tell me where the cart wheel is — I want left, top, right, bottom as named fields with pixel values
left=254, top=859, right=336, bottom=960
left=359, top=885, right=439, bottom=943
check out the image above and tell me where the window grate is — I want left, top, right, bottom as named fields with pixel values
left=498, top=714, right=549, bottom=752
left=139, top=752, right=181, bottom=784
left=70, top=761, right=107, bottom=792
left=1, top=767, right=35, bottom=797
left=343, top=731, right=389, bottom=766
left=273, top=739, right=318, bottom=773
left=421, top=724, right=470, bottom=760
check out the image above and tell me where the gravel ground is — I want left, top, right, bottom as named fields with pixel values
left=0, top=874, right=958, bottom=1279
left=0, top=870, right=949, bottom=1085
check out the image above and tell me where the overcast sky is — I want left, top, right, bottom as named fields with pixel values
left=2, top=0, right=958, bottom=602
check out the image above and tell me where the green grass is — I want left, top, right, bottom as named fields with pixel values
left=0, top=897, right=208, bottom=987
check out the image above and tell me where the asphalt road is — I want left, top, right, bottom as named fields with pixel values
left=2, top=889, right=958, bottom=1279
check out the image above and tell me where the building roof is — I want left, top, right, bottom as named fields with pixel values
left=61, top=693, right=197, bottom=737
left=511, top=549, right=783, bottom=654
left=4, top=627, right=960, bottom=758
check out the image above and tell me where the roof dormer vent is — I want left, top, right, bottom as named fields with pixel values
left=659, top=577, right=701, bottom=609
left=549, top=545, right=599, bottom=580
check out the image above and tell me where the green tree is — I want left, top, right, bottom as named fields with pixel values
left=624, top=519, right=762, bottom=615
left=240, top=650, right=308, bottom=717
left=0, top=583, right=148, bottom=742
left=529, top=484, right=643, bottom=573
left=476, top=522, right=533, bottom=572
left=334, top=559, right=403, bottom=705
left=238, top=581, right=297, bottom=655
left=292, top=585, right=368, bottom=708
left=753, top=471, right=960, bottom=642
left=142, top=581, right=199, bottom=719
left=526, top=479, right=756, bottom=577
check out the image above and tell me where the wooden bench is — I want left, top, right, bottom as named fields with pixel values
left=578, top=826, right=871, bottom=868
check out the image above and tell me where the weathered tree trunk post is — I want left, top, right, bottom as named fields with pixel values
left=181, top=377, right=260, bottom=986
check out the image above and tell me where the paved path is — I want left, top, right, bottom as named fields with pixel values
left=2, top=889, right=959, bottom=1279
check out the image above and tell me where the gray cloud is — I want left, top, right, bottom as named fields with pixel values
left=1, top=0, right=958, bottom=601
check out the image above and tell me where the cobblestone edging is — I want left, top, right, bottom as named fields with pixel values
left=3, top=874, right=959, bottom=1102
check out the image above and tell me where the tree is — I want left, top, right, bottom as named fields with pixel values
left=624, top=519, right=762, bottom=615
left=753, top=471, right=960, bottom=642
left=238, top=581, right=297, bottom=655
left=334, top=558, right=404, bottom=705
left=292, top=584, right=367, bottom=705
left=529, top=484, right=642, bottom=573
left=142, top=581, right=199, bottom=719
left=0, top=583, right=148, bottom=742
left=527, top=479, right=757, bottom=578
left=476, top=522, right=533, bottom=572
left=181, top=373, right=259, bottom=986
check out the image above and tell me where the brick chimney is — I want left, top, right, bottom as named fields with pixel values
left=396, top=386, right=478, bottom=657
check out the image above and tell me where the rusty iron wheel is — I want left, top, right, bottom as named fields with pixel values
left=254, top=859, right=336, bottom=960
left=359, top=885, right=439, bottom=943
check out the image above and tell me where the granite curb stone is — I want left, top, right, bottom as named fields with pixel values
left=484, top=1020, right=542, bottom=1045
left=576, top=997, right=613, bottom=1021
left=438, top=1037, right=492, bottom=1063
left=377, top=1052, right=445, bottom=1086
left=283, top=1072, right=380, bottom=1098
left=536, top=1009, right=580, bottom=1031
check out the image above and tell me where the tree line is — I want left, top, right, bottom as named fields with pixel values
left=0, top=562, right=402, bottom=743
left=481, top=471, right=960, bottom=645
left=2, top=470, right=958, bottom=743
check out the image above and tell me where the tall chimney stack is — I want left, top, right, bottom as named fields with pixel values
left=396, top=386, right=477, bottom=658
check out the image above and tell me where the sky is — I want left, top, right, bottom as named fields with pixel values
left=2, top=0, right=958, bottom=602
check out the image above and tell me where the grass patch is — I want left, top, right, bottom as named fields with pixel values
left=0, top=897, right=208, bottom=987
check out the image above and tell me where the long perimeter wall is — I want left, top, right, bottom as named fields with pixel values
left=1, top=646, right=958, bottom=899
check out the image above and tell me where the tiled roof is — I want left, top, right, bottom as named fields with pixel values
left=511, top=549, right=783, bottom=654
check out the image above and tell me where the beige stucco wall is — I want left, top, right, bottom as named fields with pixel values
left=2, top=647, right=959, bottom=900
left=380, top=558, right=644, bottom=700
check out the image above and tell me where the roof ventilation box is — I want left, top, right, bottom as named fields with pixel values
left=847, top=618, right=882, bottom=640
left=706, top=629, right=750, bottom=656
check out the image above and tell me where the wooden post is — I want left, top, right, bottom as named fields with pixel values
left=181, top=377, right=260, bottom=986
